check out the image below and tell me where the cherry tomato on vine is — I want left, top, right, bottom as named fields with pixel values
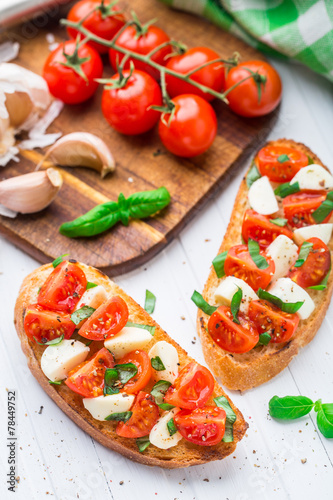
left=158, top=94, right=217, bottom=157
left=248, top=300, right=299, bottom=343
left=109, top=23, right=171, bottom=80
left=257, top=145, right=308, bottom=183
left=225, top=60, right=282, bottom=117
left=67, top=0, right=126, bottom=54
left=24, top=305, right=76, bottom=343
left=116, top=391, right=159, bottom=438
left=165, top=47, right=225, bottom=102
left=101, top=69, right=162, bottom=135
left=174, top=406, right=226, bottom=446
left=242, top=209, right=294, bottom=248
left=288, top=237, right=331, bottom=288
left=282, top=191, right=329, bottom=228
left=43, top=40, right=103, bottom=104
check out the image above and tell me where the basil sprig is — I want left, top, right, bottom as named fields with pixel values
left=126, top=321, right=155, bottom=336
left=274, top=181, right=300, bottom=198
left=257, top=288, right=303, bottom=314
left=214, top=396, right=237, bottom=443
left=144, top=290, right=156, bottom=314
left=269, top=218, right=288, bottom=227
left=308, top=267, right=331, bottom=290
left=71, top=306, right=95, bottom=326
left=246, top=162, right=261, bottom=188
left=150, top=380, right=171, bottom=405
left=105, top=411, right=132, bottom=422
left=294, top=241, right=313, bottom=268
left=52, top=253, right=69, bottom=268
left=212, top=250, right=227, bottom=278
left=311, top=191, right=333, bottom=224
left=136, top=436, right=150, bottom=452
left=230, top=287, right=242, bottom=324
left=248, top=238, right=269, bottom=269
left=34, top=334, right=64, bottom=346
left=151, top=356, right=165, bottom=371
left=59, top=187, right=171, bottom=238
left=167, top=418, right=177, bottom=436
left=191, top=291, right=217, bottom=316
left=104, top=363, right=138, bottom=395
left=277, top=154, right=290, bottom=163
left=86, top=282, right=97, bottom=290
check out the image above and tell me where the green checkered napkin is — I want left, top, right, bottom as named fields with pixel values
left=160, top=0, right=333, bottom=82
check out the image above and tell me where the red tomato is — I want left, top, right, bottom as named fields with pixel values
left=208, top=305, right=259, bottom=353
left=116, top=391, right=159, bottom=438
left=174, top=406, right=226, bottom=446
left=117, top=350, right=152, bottom=394
left=24, top=304, right=75, bottom=343
left=224, top=244, right=275, bottom=291
left=242, top=209, right=294, bottom=248
left=165, top=47, right=225, bottom=102
left=282, top=191, right=329, bottom=228
left=65, top=348, right=114, bottom=398
left=257, top=145, right=308, bottom=183
left=38, top=261, right=87, bottom=313
left=248, top=300, right=299, bottom=343
left=225, top=61, right=282, bottom=117
left=101, top=69, right=162, bottom=135
left=43, top=40, right=103, bottom=104
left=67, top=0, right=126, bottom=54
left=78, top=296, right=128, bottom=340
left=158, top=94, right=217, bottom=157
left=109, top=24, right=171, bottom=80
left=164, top=361, right=214, bottom=410
left=288, top=237, right=331, bottom=288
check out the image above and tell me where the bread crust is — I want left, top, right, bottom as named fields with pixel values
left=14, top=263, right=247, bottom=468
left=198, top=139, right=333, bottom=391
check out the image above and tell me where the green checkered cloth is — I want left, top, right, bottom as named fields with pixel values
left=160, top=0, right=333, bottom=82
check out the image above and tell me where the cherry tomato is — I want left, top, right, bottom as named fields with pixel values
left=78, top=296, right=128, bottom=340
left=165, top=47, right=225, bottom=102
left=224, top=244, right=275, bottom=291
left=174, top=406, right=226, bottom=446
left=208, top=305, right=259, bottom=354
left=164, top=361, right=214, bottom=410
left=116, top=391, right=159, bottom=438
left=282, top=191, right=329, bottom=228
left=225, top=60, right=282, bottom=117
left=67, top=0, right=126, bottom=54
left=65, top=348, right=114, bottom=398
left=24, top=304, right=75, bottom=343
left=242, top=209, right=294, bottom=248
left=38, top=261, right=87, bottom=313
left=109, top=24, right=171, bottom=80
left=158, top=94, right=217, bottom=157
left=248, top=299, right=299, bottom=343
left=288, top=237, right=331, bottom=288
left=257, top=145, right=308, bottom=183
left=101, top=69, right=162, bottom=135
left=43, top=40, right=103, bottom=104
left=117, top=350, right=152, bottom=395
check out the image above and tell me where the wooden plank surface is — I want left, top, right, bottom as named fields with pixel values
left=0, top=0, right=278, bottom=275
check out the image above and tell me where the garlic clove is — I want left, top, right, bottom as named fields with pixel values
left=42, top=132, right=115, bottom=178
left=5, top=91, right=33, bottom=128
left=0, top=168, right=62, bottom=214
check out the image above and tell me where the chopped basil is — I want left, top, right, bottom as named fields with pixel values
left=246, top=162, right=261, bottom=188
left=52, top=253, right=69, bottom=268
left=212, top=250, right=228, bottom=278
left=191, top=291, right=217, bottom=316
left=151, top=356, right=165, bottom=371
left=277, top=154, right=290, bottom=163
left=269, top=395, right=314, bottom=420
left=248, top=238, right=269, bottom=269
left=49, top=380, right=62, bottom=385
left=34, top=334, right=64, bottom=346
left=158, top=403, right=175, bottom=411
left=257, top=288, right=304, bottom=314
left=312, top=191, right=333, bottom=224
left=136, top=435, right=150, bottom=452
left=86, top=282, right=98, bottom=290
left=125, top=321, right=155, bottom=336
left=115, top=363, right=138, bottom=384
left=230, top=287, right=242, bottom=324
left=150, top=380, right=171, bottom=405
left=307, top=155, right=314, bottom=165
left=269, top=218, right=288, bottom=227
left=104, top=368, right=120, bottom=395
left=105, top=411, right=132, bottom=422
left=144, top=289, right=156, bottom=314
left=167, top=418, right=177, bottom=436
left=274, top=181, right=300, bottom=198
left=294, top=241, right=313, bottom=268
left=308, top=267, right=331, bottom=290
left=71, top=306, right=95, bottom=326
left=256, top=332, right=272, bottom=346
left=214, top=396, right=236, bottom=443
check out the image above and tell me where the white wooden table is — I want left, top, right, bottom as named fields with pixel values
left=1, top=19, right=333, bottom=500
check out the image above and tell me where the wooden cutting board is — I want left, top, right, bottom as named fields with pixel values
left=0, top=0, right=278, bottom=276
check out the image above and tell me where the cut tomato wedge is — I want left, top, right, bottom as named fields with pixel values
left=78, top=295, right=129, bottom=340
left=288, top=237, right=331, bottom=288
left=282, top=191, right=329, bottom=228
left=116, top=391, right=159, bottom=438
left=257, top=145, right=308, bottom=183
left=174, top=406, right=226, bottom=446
left=248, top=299, right=299, bottom=343
left=117, top=350, right=152, bottom=395
left=24, top=304, right=75, bottom=343
left=242, top=209, right=293, bottom=248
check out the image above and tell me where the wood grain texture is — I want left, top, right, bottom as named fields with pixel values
left=0, top=0, right=278, bottom=276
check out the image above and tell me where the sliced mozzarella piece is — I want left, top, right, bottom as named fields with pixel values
left=266, top=235, right=298, bottom=281
left=149, top=408, right=182, bottom=450
left=248, top=176, right=279, bottom=215
left=148, top=341, right=179, bottom=383
left=293, top=223, right=333, bottom=246
left=214, top=276, right=258, bottom=314
left=291, top=164, right=333, bottom=191
left=75, top=285, right=108, bottom=327
left=104, top=326, right=152, bottom=359
left=41, top=339, right=90, bottom=382
left=83, top=393, right=135, bottom=421
left=268, top=277, right=315, bottom=320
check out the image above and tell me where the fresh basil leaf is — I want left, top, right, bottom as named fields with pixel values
left=269, top=218, right=288, bottom=227
left=246, top=162, right=261, bottom=188
left=294, top=241, right=313, bottom=268
left=34, top=334, right=64, bottom=346
left=144, top=289, right=156, bottom=314
left=49, top=380, right=62, bottom=385
left=312, top=191, right=333, bottom=224
left=71, top=306, right=95, bottom=326
left=86, top=282, right=98, bottom=290
left=158, top=403, right=175, bottom=411
left=248, top=238, right=269, bottom=269
left=150, top=380, right=171, bottom=405
left=105, top=411, right=132, bottom=422
left=277, top=154, right=290, bottom=163
left=136, top=436, right=150, bottom=452
left=258, top=288, right=304, bottom=313
left=256, top=332, right=272, bottom=346
left=309, top=267, right=331, bottom=290
left=52, top=253, right=69, bottom=268
left=125, top=321, right=155, bottom=336
left=60, top=201, right=121, bottom=238
left=307, top=155, right=314, bottom=165
left=212, top=251, right=228, bottom=278
left=214, top=396, right=236, bottom=443
left=115, top=363, right=138, bottom=384
left=231, top=287, right=242, bottom=324
left=127, top=187, right=171, bottom=219
left=269, top=395, right=314, bottom=420
left=167, top=418, right=177, bottom=436
left=151, top=356, right=165, bottom=371
left=274, top=181, right=300, bottom=198
left=315, top=402, right=333, bottom=438
left=104, top=368, right=120, bottom=395
left=191, top=291, right=217, bottom=316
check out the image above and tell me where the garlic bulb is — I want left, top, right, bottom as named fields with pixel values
left=41, top=132, right=115, bottom=178
left=0, top=168, right=62, bottom=214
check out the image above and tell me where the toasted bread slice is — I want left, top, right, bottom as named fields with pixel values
left=14, top=263, right=247, bottom=469
left=198, top=139, right=333, bottom=391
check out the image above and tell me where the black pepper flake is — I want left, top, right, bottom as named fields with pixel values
left=69, top=259, right=77, bottom=264
left=38, top=406, right=44, bottom=415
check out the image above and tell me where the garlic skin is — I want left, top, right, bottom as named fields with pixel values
left=42, top=132, right=115, bottom=178
left=0, top=168, right=62, bottom=214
